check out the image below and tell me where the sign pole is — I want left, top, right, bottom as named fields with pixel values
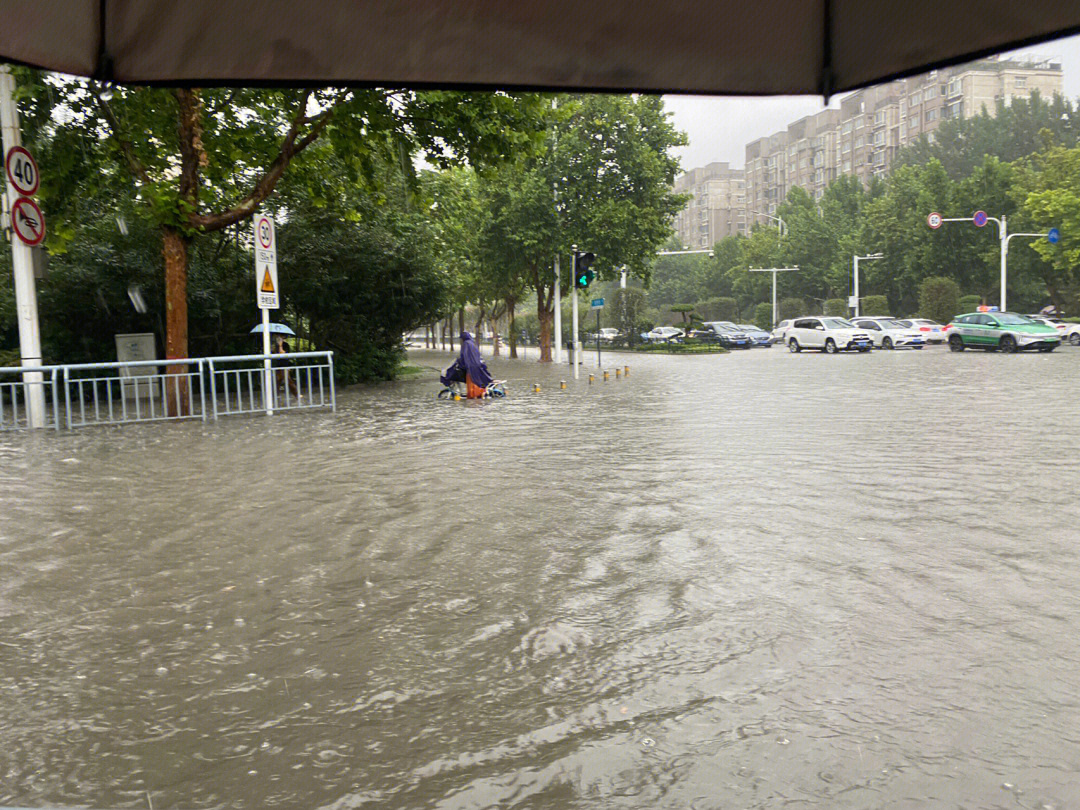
left=0, top=66, right=45, bottom=428
left=999, top=215, right=1008, bottom=312
left=254, top=212, right=280, bottom=415
left=596, top=308, right=601, bottom=368
left=571, top=246, right=579, bottom=379
left=262, top=308, right=272, bottom=414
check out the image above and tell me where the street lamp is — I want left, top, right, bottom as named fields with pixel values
left=656, top=248, right=715, bottom=256
left=748, top=266, right=799, bottom=328
left=852, top=253, right=884, bottom=317
left=750, top=210, right=787, bottom=237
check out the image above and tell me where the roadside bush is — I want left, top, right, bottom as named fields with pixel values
left=779, top=297, right=806, bottom=320
left=861, top=295, right=889, bottom=316
left=958, top=294, right=982, bottom=312
left=697, top=296, right=738, bottom=322
left=823, top=298, right=848, bottom=316
left=754, top=302, right=773, bottom=330
left=918, top=277, right=961, bottom=324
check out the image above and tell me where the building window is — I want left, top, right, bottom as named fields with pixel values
left=842, top=121, right=853, bottom=134
left=1015, top=76, right=1027, bottom=88
left=947, top=79, right=961, bottom=97
left=815, top=169, right=824, bottom=183
left=842, top=141, right=851, bottom=153
left=925, top=108, right=938, bottom=122
left=908, top=114, right=919, bottom=128
left=910, top=92, right=921, bottom=105
left=855, top=136, right=864, bottom=148
left=924, top=86, right=937, bottom=99
left=874, top=131, right=885, bottom=145
left=874, top=111, right=886, bottom=126
left=842, top=160, right=851, bottom=172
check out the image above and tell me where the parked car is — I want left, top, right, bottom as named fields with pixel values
left=849, top=317, right=926, bottom=349
left=786, top=317, right=873, bottom=353
left=946, top=312, right=1061, bottom=352
left=642, top=326, right=684, bottom=343
left=598, top=328, right=621, bottom=344
left=1026, top=315, right=1069, bottom=336
left=1063, top=322, right=1080, bottom=346
left=772, top=319, right=794, bottom=344
left=736, top=323, right=775, bottom=347
left=892, top=318, right=947, bottom=343
left=701, top=322, right=753, bottom=348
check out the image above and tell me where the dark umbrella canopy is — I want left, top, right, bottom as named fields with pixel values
left=2, top=1, right=1078, bottom=96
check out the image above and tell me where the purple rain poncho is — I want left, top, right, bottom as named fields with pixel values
left=440, top=332, right=494, bottom=388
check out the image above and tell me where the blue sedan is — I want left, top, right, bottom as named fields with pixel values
left=736, top=323, right=775, bottom=347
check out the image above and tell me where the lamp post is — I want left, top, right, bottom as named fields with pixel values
left=750, top=210, right=787, bottom=237
left=748, top=267, right=799, bottom=328
left=929, top=211, right=1059, bottom=312
left=852, top=253, right=884, bottom=317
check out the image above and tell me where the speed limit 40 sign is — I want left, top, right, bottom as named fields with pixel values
left=927, top=212, right=943, bottom=229
left=6, top=146, right=39, bottom=196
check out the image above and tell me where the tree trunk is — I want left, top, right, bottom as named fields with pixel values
left=459, top=308, right=465, bottom=339
left=507, top=297, right=518, bottom=359
left=538, top=295, right=553, bottom=363
left=162, top=226, right=190, bottom=416
left=492, top=316, right=501, bottom=357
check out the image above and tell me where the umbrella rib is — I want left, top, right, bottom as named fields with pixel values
left=820, top=0, right=834, bottom=103
left=94, top=0, right=112, bottom=81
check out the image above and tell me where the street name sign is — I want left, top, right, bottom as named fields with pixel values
left=254, top=213, right=279, bottom=310
left=590, top=298, right=604, bottom=309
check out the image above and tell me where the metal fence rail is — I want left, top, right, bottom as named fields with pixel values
left=0, top=351, right=334, bottom=431
left=0, top=364, right=63, bottom=430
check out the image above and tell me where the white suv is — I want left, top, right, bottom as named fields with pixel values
left=787, top=317, right=873, bottom=354
left=850, top=317, right=926, bottom=349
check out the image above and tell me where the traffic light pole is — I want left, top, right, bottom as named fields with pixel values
left=571, top=245, right=580, bottom=379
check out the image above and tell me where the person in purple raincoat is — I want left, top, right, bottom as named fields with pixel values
left=440, top=332, right=494, bottom=398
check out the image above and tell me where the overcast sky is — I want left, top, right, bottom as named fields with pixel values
left=663, top=34, right=1080, bottom=172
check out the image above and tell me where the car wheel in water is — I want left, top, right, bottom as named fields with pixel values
left=788, top=338, right=801, bottom=353
left=824, top=338, right=838, bottom=354
left=1000, top=334, right=1018, bottom=353
left=1070, top=332, right=1080, bottom=346
left=949, top=335, right=965, bottom=352
left=883, top=336, right=894, bottom=350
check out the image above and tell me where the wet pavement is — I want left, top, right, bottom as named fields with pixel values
left=2, top=343, right=1080, bottom=809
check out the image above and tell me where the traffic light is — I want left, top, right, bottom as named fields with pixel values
left=574, top=251, right=596, bottom=289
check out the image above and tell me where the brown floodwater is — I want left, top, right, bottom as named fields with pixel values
left=2, top=344, right=1079, bottom=809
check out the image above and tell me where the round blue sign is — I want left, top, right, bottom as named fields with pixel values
left=972, top=210, right=988, bottom=227
left=1047, top=227, right=1061, bottom=244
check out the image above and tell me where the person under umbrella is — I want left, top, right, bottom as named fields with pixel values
left=440, top=331, right=494, bottom=399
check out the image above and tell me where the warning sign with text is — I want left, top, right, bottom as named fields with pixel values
left=254, top=213, right=279, bottom=309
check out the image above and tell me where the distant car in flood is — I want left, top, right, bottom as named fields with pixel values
left=701, top=322, right=753, bottom=349
left=772, top=319, right=794, bottom=344
left=892, top=318, right=947, bottom=343
left=735, top=323, right=774, bottom=347
left=642, top=326, right=684, bottom=343
left=849, top=317, right=926, bottom=349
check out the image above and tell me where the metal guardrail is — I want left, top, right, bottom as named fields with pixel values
left=0, top=351, right=334, bottom=431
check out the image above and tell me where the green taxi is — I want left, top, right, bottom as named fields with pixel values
left=946, top=311, right=1061, bottom=353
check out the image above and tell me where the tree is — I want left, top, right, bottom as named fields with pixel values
left=485, top=94, right=686, bottom=361
left=824, top=298, right=847, bottom=316
left=611, top=288, right=648, bottom=345
left=779, top=297, right=806, bottom=320
left=670, top=304, right=696, bottom=332
left=754, top=302, right=773, bottom=330
left=861, top=295, right=889, bottom=315
left=918, top=277, right=961, bottom=323
left=27, top=72, right=546, bottom=390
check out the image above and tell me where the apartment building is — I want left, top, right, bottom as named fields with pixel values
left=743, top=55, right=1062, bottom=227
left=671, top=161, right=747, bottom=248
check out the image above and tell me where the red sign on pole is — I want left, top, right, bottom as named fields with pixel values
left=5, top=145, right=39, bottom=196
left=11, top=196, right=45, bottom=246
left=927, top=212, right=942, bottom=229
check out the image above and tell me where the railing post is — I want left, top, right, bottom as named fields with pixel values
left=63, top=366, right=72, bottom=430
left=198, top=359, right=207, bottom=421
left=51, top=367, right=60, bottom=430
left=208, top=359, right=218, bottom=420
left=328, top=352, right=336, bottom=412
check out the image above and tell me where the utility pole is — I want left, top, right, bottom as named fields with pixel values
left=852, top=253, right=884, bottom=316
left=0, top=66, right=45, bottom=428
left=748, top=267, right=799, bottom=328
left=929, top=211, right=1059, bottom=312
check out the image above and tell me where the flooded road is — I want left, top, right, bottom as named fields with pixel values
left=3, top=345, right=1080, bottom=809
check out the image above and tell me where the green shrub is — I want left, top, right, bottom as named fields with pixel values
left=958, top=294, right=982, bottom=313
left=861, top=295, right=889, bottom=316
left=823, top=298, right=848, bottom=316
left=779, top=297, right=806, bottom=320
left=754, top=302, right=773, bottom=330
left=918, top=277, right=961, bottom=324
left=697, top=296, right=739, bottom=322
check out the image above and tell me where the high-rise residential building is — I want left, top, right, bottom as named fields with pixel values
left=741, top=54, right=1062, bottom=229
left=671, top=162, right=747, bottom=248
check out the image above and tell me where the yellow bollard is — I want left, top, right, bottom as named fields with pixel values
left=615, top=368, right=621, bottom=379
left=624, top=365, right=630, bottom=377
left=533, top=383, right=541, bottom=393
left=453, top=394, right=461, bottom=401
left=560, top=380, right=567, bottom=390
left=603, top=370, right=610, bottom=382
left=588, top=374, right=595, bottom=385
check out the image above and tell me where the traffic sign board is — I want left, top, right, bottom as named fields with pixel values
left=6, top=146, right=39, bottom=196
left=11, top=197, right=44, bottom=246
left=590, top=298, right=604, bottom=309
left=927, top=212, right=942, bottom=229
left=253, top=213, right=278, bottom=309
left=972, top=210, right=988, bottom=227
left=1047, top=227, right=1061, bottom=244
